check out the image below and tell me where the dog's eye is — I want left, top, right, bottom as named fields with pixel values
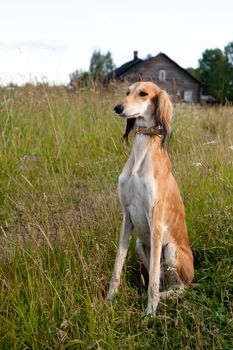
left=126, top=91, right=130, bottom=96
left=139, top=91, right=148, bottom=97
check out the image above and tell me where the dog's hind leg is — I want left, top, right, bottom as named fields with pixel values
left=136, top=239, right=150, bottom=271
left=159, top=243, right=186, bottom=299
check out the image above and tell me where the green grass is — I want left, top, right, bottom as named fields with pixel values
left=0, top=84, right=232, bottom=349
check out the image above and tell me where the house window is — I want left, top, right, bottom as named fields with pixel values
left=159, top=70, right=166, bottom=81
left=184, top=90, right=193, bottom=102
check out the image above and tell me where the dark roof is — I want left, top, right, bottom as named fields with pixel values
left=111, top=52, right=202, bottom=85
left=113, top=57, right=143, bottom=78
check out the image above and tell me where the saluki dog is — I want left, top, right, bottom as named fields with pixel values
left=106, top=82, right=194, bottom=315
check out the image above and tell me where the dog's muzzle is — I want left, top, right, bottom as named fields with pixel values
left=114, top=104, right=124, bottom=115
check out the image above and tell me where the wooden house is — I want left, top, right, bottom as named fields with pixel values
left=110, top=51, right=203, bottom=103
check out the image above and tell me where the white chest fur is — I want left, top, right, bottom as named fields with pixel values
left=118, top=135, right=157, bottom=246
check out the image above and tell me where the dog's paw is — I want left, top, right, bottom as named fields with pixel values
left=105, top=292, right=113, bottom=303
left=146, top=302, right=158, bottom=316
left=105, top=286, right=118, bottom=303
left=105, top=296, right=111, bottom=304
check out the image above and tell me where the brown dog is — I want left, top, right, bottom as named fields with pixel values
left=106, top=82, right=194, bottom=315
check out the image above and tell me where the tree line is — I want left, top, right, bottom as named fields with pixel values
left=70, top=42, right=233, bottom=102
left=69, top=50, right=115, bottom=89
left=187, top=41, right=233, bottom=102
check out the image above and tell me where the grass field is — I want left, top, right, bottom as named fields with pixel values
left=0, top=84, right=232, bottom=349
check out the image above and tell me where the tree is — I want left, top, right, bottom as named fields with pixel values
left=186, top=42, right=233, bottom=102
left=89, top=50, right=115, bottom=81
left=186, top=67, right=200, bottom=80
left=145, top=53, right=153, bottom=59
left=69, top=50, right=115, bottom=90
left=224, top=42, right=233, bottom=65
left=224, top=42, right=233, bottom=101
left=197, top=48, right=229, bottom=102
left=192, top=42, right=233, bottom=102
left=69, top=69, right=90, bottom=89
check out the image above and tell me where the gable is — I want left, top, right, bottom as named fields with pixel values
left=134, top=54, right=201, bottom=85
left=111, top=52, right=202, bottom=102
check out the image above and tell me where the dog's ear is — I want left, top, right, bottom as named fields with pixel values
left=155, top=90, right=173, bottom=144
left=122, top=118, right=136, bottom=143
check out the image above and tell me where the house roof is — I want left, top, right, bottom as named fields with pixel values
left=111, top=52, right=202, bottom=85
left=113, top=57, right=143, bottom=78
left=154, top=53, right=202, bottom=85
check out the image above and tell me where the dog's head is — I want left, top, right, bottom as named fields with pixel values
left=114, top=82, right=173, bottom=144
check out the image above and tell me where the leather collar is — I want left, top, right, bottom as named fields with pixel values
left=135, top=125, right=164, bottom=136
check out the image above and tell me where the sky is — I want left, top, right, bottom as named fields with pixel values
left=0, top=0, right=232, bottom=85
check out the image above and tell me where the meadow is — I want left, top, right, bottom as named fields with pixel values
left=0, top=84, right=232, bottom=349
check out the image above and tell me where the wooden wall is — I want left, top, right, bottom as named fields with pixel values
left=122, top=55, right=201, bottom=103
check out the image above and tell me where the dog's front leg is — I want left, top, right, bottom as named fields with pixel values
left=146, top=224, right=162, bottom=315
left=106, top=213, right=133, bottom=301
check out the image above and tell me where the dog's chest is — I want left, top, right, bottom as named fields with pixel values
left=119, top=172, right=156, bottom=207
left=118, top=136, right=158, bottom=244
left=119, top=169, right=156, bottom=244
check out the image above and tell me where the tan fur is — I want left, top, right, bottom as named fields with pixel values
left=106, top=82, right=194, bottom=315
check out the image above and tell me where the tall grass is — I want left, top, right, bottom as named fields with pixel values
left=0, top=84, right=232, bottom=349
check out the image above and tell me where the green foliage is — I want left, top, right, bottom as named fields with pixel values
left=186, top=67, right=200, bottom=80
left=189, top=41, right=233, bottom=102
left=69, top=69, right=90, bottom=89
left=224, top=41, right=233, bottom=65
left=69, top=50, right=115, bottom=89
left=89, top=50, right=115, bottom=81
left=224, top=42, right=233, bottom=101
left=197, top=48, right=229, bottom=101
left=0, top=85, right=232, bottom=349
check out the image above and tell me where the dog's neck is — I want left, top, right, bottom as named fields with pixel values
left=135, top=116, right=156, bottom=128
left=130, top=119, right=163, bottom=174
left=134, top=115, right=163, bottom=139
left=135, top=125, right=163, bottom=137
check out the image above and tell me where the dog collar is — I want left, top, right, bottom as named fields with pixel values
left=135, top=125, right=164, bottom=136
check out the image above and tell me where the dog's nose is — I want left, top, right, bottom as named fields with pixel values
left=114, top=104, right=124, bottom=115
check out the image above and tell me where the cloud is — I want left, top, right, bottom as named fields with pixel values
left=0, top=41, right=72, bottom=85
left=0, top=40, right=67, bottom=53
